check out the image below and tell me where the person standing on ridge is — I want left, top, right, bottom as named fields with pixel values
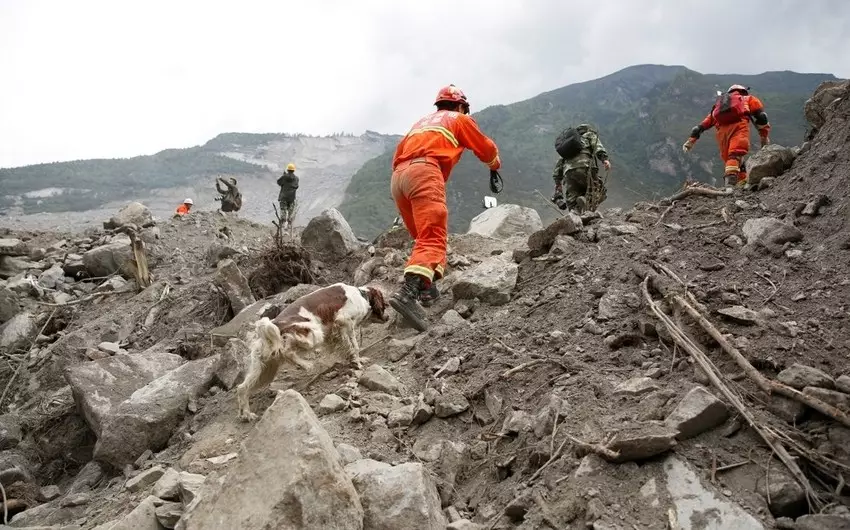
left=216, top=176, right=242, bottom=213
left=277, top=162, right=299, bottom=227
left=551, top=123, right=611, bottom=213
left=388, top=84, right=502, bottom=331
left=683, top=84, right=771, bottom=188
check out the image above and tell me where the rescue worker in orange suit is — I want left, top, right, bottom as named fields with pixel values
left=683, top=84, right=771, bottom=188
left=389, top=84, right=501, bottom=331
left=173, top=197, right=193, bottom=217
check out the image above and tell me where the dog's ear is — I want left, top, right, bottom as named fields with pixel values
left=367, top=287, right=386, bottom=315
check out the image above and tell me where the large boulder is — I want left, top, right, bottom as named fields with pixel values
left=526, top=213, right=583, bottom=257
left=104, top=202, right=154, bottom=229
left=214, top=259, right=255, bottom=314
left=301, top=208, right=360, bottom=258
left=467, top=204, right=543, bottom=240
left=374, top=226, right=413, bottom=249
left=804, top=80, right=848, bottom=131
left=82, top=236, right=134, bottom=278
left=0, top=238, right=29, bottom=257
left=451, top=255, right=517, bottom=306
left=345, top=459, right=447, bottom=530
left=746, top=144, right=796, bottom=186
left=180, top=389, right=363, bottom=530
left=65, top=352, right=217, bottom=466
left=0, top=255, right=41, bottom=279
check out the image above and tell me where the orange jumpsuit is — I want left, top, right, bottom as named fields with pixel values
left=175, top=203, right=191, bottom=215
left=694, top=94, right=771, bottom=182
left=391, top=110, right=500, bottom=282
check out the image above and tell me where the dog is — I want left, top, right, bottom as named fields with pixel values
left=237, top=282, right=388, bottom=421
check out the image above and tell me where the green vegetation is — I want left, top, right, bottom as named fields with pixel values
left=340, top=65, right=836, bottom=238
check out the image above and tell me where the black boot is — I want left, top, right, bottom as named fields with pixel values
left=419, top=282, right=440, bottom=307
left=390, top=274, right=429, bottom=332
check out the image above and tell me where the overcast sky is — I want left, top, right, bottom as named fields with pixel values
left=1, top=0, right=848, bottom=168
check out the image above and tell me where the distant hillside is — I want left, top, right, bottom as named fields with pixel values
left=339, top=65, right=838, bottom=237
left=0, top=131, right=399, bottom=223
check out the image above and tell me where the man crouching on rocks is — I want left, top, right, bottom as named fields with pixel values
left=388, top=84, right=502, bottom=332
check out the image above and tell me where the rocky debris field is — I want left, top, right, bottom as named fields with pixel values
left=1, top=80, right=849, bottom=530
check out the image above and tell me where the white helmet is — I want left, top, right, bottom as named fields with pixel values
left=184, top=198, right=194, bottom=205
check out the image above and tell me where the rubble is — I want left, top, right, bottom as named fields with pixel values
left=213, top=258, right=255, bottom=314
left=300, top=207, right=361, bottom=257
left=451, top=255, right=517, bottom=305
left=104, top=202, right=153, bottom=229
left=359, top=364, right=404, bottom=395
left=665, top=386, right=729, bottom=440
left=777, top=363, right=835, bottom=390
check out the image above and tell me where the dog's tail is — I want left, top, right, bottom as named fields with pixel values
left=253, top=317, right=285, bottom=362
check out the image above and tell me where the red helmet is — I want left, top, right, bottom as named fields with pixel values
left=727, top=84, right=750, bottom=94
left=434, top=84, right=469, bottom=106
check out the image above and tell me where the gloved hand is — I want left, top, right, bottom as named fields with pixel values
left=682, top=138, right=696, bottom=153
left=552, top=187, right=567, bottom=210
left=489, top=170, right=503, bottom=194
left=602, top=159, right=611, bottom=170
left=760, top=136, right=770, bottom=148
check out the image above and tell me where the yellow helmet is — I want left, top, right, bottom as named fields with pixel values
left=286, top=163, right=296, bottom=171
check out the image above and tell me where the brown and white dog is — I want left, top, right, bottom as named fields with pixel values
left=237, top=282, right=388, bottom=421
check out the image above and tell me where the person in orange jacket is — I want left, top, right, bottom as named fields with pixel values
left=683, top=84, right=771, bottom=188
left=174, top=197, right=194, bottom=217
left=389, top=84, right=502, bottom=331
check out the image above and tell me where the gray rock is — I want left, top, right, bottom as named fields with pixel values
left=664, top=456, right=763, bottom=529
left=152, top=467, right=181, bottom=500
left=387, top=404, right=415, bottom=428
left=768, top=395, right=807, bottom=424
left=40, top=484, right=61, bottom=501
left=803, top=386, right=850, bottom=412
left=67, top=461, right=104, bottom=494
left=447, top=520, right=485, bottom=530
left=804, top=80, right=847, bottom=130
left=411, top=401, right=434, bottom=426
left=205, top=242, right=241, bottom=267
left=837, top=375, right=850, bottom=394
left=0, top=286, right=20, bottom=324
left=345, top=459, right=446, bottom=530
left=611, top=223, right=639, bottom=235
left=548, top=235, right=577, bottom=257
left=359, top=364, right=404, bottom=395
left=0, top=311, right=37, bottom=353
left=0, top=449, right=34, bottom=485
left=606, top=422, right=678, bottom=462
left=434, top=392, right=470, bottom=418
left=213, top=338, right=247, bottom=389
left=501, top=410, right=533, bottom=435
left=757, top=468, right=806, bottom=518
left=598, top=289, right=640, bottom=321
left=574, top=454, right=611, bottom=478
left=177, top=472, right=205, bottom=505
left=374, top=226, right=413, bottom=249
left=109, top=495, right=161, bottom=530
left=82, top=236, right=134, bottom=278
left=527, top=213, right=583, bottom=256
left=0, top=255, right=42, bottom=279
left=742, top=217, right=803, bottom=250
left=126, top=465, right=166, bottom=492
left=214, top=259, right=255, bottom=314
left=467, top=204, right=543, bottom=240
left=0, top=414, right=23, bottom=450
left=717, top=305, right=761, bottom=324
left=64, top=352, right=216, bottom=466
left=38, top=263, right=65, bottom=289
left=104, top=202, right=153, bottom=229
left=318, top=393, right=347, bottom=415
left=665, top=386, right=728, bottom=440
left=0, top=238, right=28, bottom=256
left=300, top=208, right=360, bottom=258
left=451, top=255, right=517, bottom=306
left=336, top=443, right=363, bottom=466
left=97, top=341, right=122, bottom=355
left=156, top=501, right=183, bottom=529
left=777, top=363, right=835, bottom=390
left=796, top=514, right=850, bottom=530
left=94, top=276, right=128, bottom=293
left=746, top=144, right=796, bottom=186
left=440, top=310, right=468, bottom=328
left=180, top=389, right=363, bottom=530
left=613, top=377, right=659, bottom=397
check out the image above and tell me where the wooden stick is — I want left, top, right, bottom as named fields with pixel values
left=655, top=202, right=676, bottom=225
left=664, top=186, right=732, bottom=203
left=527, top=437, right=569, bottom=484
left=641, top=278, right=821, bottom=510
left=501, top=359, right=568, bottom=379
left=565, top=434, right=620, bottom=461
left=1, top=480, right=7, bottom=525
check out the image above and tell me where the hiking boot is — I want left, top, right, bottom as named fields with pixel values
left=390, top=275, right=429, bottom=332
left=419, top=282, right=440, bottom=307
left=552, top=193, right=567, bottom=210
left=575, top=196, right=587, bottom=214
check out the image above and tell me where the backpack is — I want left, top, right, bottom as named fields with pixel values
left=711, top=92, right=749, bottom=125
left=555, top=127, right=584, bottom=159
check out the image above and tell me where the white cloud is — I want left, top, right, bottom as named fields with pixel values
left=1, top=0, right=848, bottom=168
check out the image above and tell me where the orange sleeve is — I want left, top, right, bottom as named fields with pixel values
left=698, top=112, right=715, bottom=131
left=454, top=114, right=501, bottom=170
